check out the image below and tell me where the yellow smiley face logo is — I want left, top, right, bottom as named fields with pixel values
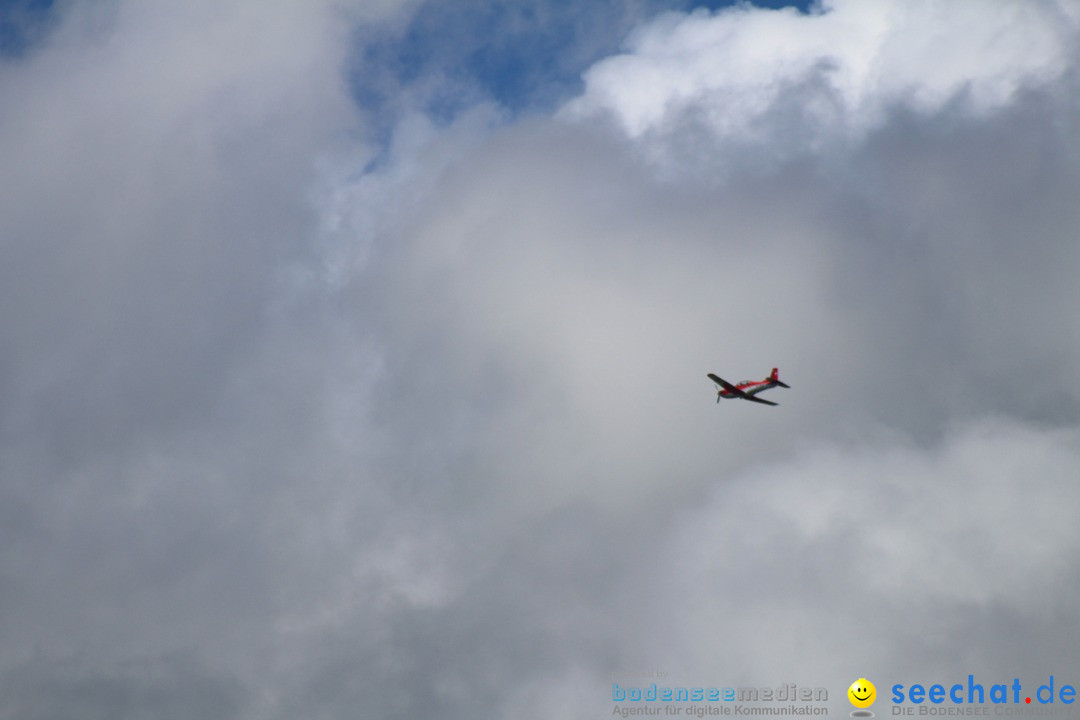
left=848, top=678, right=876, bottom=708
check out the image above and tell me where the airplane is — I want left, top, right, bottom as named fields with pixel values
left=707, top=368, right=790, bottom=406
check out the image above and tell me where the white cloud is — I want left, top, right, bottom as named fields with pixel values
left=636, top=416, right=1080, bottom=695
left=307, top=0, right=1080, bottom=711
left=562, top=0, right=1079, bottom=158
left=0, top=0, right=409, bottom=688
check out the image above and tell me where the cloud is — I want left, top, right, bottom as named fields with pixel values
left=0, top=0, right=376, bottom=466
left=0, top=653, right=245, bottom=720
left=0, top=0, right=408, bottom=710
left=321, top=0, right=1080, bottom=712
left=562, top=0, right=1080, bottom=165
left=2, top=0, right=1079, bottom=718
left=655, top=416, right=1080, bottom=681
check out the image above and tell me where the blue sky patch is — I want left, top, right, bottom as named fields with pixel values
left=0, top=0, right=54, bottom=58
left=348, top=0, right=814, bottom=132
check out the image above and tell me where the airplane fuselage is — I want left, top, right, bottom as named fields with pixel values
left=717, top=380, right=774, bottom=400
left=708, top=368, right=789, bottom=406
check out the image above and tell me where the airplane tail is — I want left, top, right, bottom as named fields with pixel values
left=770, top=368, right=791, bottom=389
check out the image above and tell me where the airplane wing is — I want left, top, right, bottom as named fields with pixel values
left=707, top=373, right=778, bottom=406
left=707, top=373, right=742, bottom=394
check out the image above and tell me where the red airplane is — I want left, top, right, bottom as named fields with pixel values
left=707, top=368, right=790, bottom=406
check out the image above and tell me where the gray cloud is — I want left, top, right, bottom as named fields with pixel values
left=2, top=1, right=1080, bottom=719
left=0, top=653, right=245, bottom=720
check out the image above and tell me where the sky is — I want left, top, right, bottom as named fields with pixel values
left=1, top=0, right=1079, bottom=718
